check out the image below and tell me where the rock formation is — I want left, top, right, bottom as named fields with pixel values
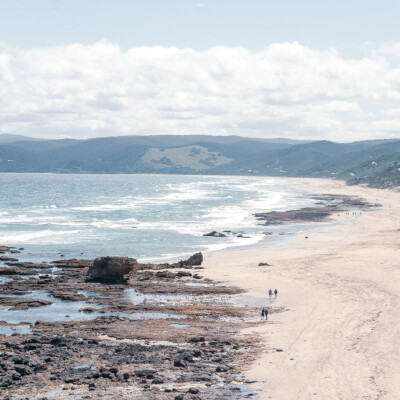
left=88, top=256, right=138, bottom=283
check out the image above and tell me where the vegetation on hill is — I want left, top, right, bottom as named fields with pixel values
left=0, top=134, right=399, bottom=188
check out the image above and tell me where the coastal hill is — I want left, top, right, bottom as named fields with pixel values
left=0, top=134, right=399, bottom=188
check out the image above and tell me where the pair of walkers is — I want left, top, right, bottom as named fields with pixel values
left=268, top=288, right=278, bottom=298
left=261, top=307, right=269, bottom=320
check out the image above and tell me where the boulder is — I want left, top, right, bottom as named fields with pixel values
left=182, top=252, right=203, bottom=266
left=88, top=257, right=138, bottom=283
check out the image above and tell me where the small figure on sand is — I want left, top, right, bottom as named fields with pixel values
left=265, top=307, right=268, bottom=320
left=261, top=308, right=265, bottom=319
left=274, top=288, right=278, bottom=298
left=268, top=288, right=273, bottom=297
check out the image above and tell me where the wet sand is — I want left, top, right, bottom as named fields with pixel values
left=203, top=178, right=400, bottom=400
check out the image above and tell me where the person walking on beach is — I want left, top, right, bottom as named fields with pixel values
left=268, top=288, right=273, bottom=297
left=274, top=289, right=278, bottom=298
left=265, top=308, right=268, bottom=320
left=261, top=308, right=265, bottom=320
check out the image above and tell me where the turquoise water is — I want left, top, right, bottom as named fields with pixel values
left=0, top=173, right=317, bottom=263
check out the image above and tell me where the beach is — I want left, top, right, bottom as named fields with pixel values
left=203, top=179, right=400, bottom=399
left=0, top=176, right=398, bottom=399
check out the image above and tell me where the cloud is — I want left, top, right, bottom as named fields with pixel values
left=0, top=40, right=400, bottom=141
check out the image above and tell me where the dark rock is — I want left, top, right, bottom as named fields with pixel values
left=189, top=337, right=205, bottom=343
left=155, top=270, right=176, bottom=279
left=88, top=256, right=138, bottom=283
left=50, top=337, right=64, bottom=346
left=182, top=252, right=203, bottom=266
left=49, top=291, right=86, bottom=302
left=11, top=372, right=21, bottom=381
left=203, top=231, right=226, bottom=237
left=24, top=344, right=38, bottom=350
left=37, top=278, right=53, bottom=285
left=0, top=256, right=19, bottom=262
left=15, top=366, right=32, bottom=376
left=176, top=271, right=192, bottom=277
left=0, top=267, right=34, bottom=276
left=53, top=259, right=93, bottom=268
left=152, top=377, right=164, bottom=384
left=0, top=246, right=12, bottom=254
left=1, top=375, right=13, bottom=387
left=0, top=297, right=52, bottom=310
left=80, top=307, right=96, bottom=313
left=258, top=262, right=271, bottom=266
left=174, top=359, right=186, bottom=368
left=12, top=356, right=29, bottom=365
left=175, top=395, right=184, bottom=400
left=135, top=369, right=156, bottom=378
left=188, top=388, right=199, bottom=394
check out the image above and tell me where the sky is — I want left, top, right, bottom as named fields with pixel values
left=1, top=0, right=400, bottom=141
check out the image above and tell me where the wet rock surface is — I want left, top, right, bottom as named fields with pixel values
left=0, top=297, right=52, bottom=310
left=0, top=249, right=270, bottom=399
left=254, top=194, right=378, bottom=225
left=203, top=231, right=227, bottom=238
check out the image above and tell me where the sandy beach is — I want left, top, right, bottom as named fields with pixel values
left=203, top=179, right=400, bottom=400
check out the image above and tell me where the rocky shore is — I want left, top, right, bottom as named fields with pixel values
left=0, top=192, right=375, bottom=399
left=0, top=248, right=273, bottom=399
left=254, top=194, right=378, bottom=225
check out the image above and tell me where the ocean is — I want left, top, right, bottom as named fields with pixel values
left=0, top=173, right=322, bottom=263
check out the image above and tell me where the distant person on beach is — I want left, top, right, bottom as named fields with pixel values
left=265, top=308, right=268, bottom=320
left=268, top=289, right=273, bottom=297
left=261, top=308, right=265, bottom=319
left=274, top=289, right=278, bottom=297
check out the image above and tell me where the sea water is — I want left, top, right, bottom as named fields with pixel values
left=0, top=173, right=319, bottom=263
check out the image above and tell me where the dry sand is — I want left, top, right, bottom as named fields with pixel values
left=203, top=178, right=400, bottom=400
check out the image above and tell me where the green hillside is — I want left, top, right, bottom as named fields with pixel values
left=0, top=134, right=399, bottom=188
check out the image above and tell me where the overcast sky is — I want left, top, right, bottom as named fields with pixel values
left=1, top=0, right=400, bottom=141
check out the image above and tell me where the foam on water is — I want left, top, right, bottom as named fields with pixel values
left=0, top=173, right=320, bottom=262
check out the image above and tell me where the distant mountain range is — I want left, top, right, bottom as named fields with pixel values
left=0, top=134, right=399, bottom=188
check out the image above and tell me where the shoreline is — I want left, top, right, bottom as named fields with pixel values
left=0, top=177, right=399, bottom=398
left=201, top=178, right=400, bottom=399
left=0, top=174, right=320, bottom=265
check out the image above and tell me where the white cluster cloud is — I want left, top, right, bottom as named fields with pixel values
left=0, top=40, right=400, bottom=141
